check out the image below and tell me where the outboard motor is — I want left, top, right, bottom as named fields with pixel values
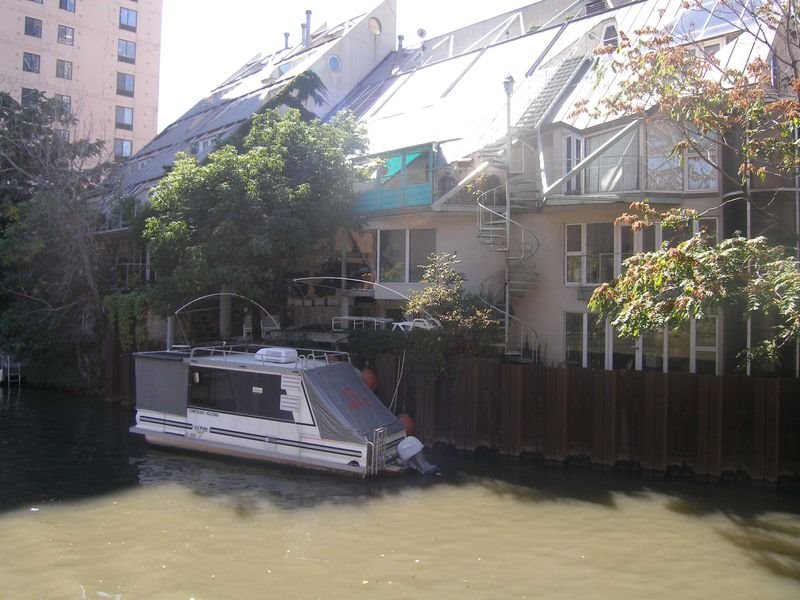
left=397, top=436, right=438, bottom=475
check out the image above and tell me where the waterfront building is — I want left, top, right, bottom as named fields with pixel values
left=105, top=0, right=799, bottom=377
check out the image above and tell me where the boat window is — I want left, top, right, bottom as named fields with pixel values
left=189, top=368, right=295, bottom=422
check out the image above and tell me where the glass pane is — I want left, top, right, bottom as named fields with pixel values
left=587, top=314, right=606, bottom=369
left=642, top=329, right=664, bottom=372
left=695, top=316, right=717, bottom=348
left=566, top=255, right=581, bottom=284
left=566, top=224, right=581, bottom=252
left=687, top=155, right=717, bottom=190
left=662, top=221, right=692, bottom=248
left=379, top=230, right=405, bottom=282
left=698, top=217, right=717, bottom=240
left=406, top=152, right=430, bottom=185
left=646, top=121, right=682, bottom=190
left=379, top=154, right=403, bottom=187
left=696, top=350, right=716, bottom=375
left=668, top=322, right=690, bottom=372
left=620, top=225, right=633, bottom=272
left=565, top=313, right=583, bottom=366
left=642, top=225, right=656, bottom=252
left=612, top=328, right=636, bottom=370
left=586, top=222, right=613, bottom=283
left=408, top=229, right=435, bottom=282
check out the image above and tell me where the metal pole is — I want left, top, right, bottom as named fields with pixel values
left=504, top=75, right=514, bottom=352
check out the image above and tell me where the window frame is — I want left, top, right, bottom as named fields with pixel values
left=59, top=0, right=76, bottom=12
left=114, top=138, right=133, bottom=159
left=58, top=24, right=74, bottom=45
left=24, top=16, right=43, bottom=38
left=119, top=7, right=138, bottom=32
left=22, top=52, right=41, bottom=73
left=21, top=87, right=38, bottom=107
left=117, top=39, right=136, bottom=64
left=564, top=134, right=583, bottom=195
left=55, top=93, right=71, bottom=113
left=116, top=72, right=135, bottom=97
left=563, top=222, right=614, bottom=286
left=377, top=228, right=436, bottom=284
left=645, top=121, right=719, bottom=193
left=56, top=59, right=73, bottom=80
left=115, top=106, right=134, bottom=130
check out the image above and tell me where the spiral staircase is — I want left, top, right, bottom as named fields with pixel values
left=475, top=53, right=591, bottom=361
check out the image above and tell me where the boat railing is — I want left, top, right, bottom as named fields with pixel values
left=188, top=344, right=350, bottom=370
left=367, top=426, right=387, bottom=476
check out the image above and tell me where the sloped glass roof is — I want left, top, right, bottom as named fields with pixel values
left=670, top=0, right=762, bottom=40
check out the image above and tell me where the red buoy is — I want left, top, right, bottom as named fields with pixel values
left=361, top=367, right=378, bottom=392
left=398, top=413, right=415, bottom=435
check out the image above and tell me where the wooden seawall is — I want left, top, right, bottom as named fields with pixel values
left=373, top=356, right=800, bottom=484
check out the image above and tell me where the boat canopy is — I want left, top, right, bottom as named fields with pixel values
left=303, top=362, right=405, bottom=444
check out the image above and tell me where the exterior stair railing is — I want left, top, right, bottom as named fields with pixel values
left=476, top=185, right=539, bottom=361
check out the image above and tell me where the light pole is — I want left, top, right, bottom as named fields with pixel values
left=503, top=75, right=514, bottom=352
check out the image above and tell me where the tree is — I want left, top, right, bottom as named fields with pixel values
left=582, top=1, right=800, bottom=370
left=588, top=207, right=800, bottom=365
left=142, top=108, right=366, bottom=311
left=589, top=0, right=800, bottom=245
left=0, top=91, right=111, bottom=389
left=405, top=252, right=498, bottom=353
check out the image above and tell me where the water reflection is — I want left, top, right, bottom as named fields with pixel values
left=133, top=449, right=440, bottom=513
left=2, top=390, right=800, bottom=598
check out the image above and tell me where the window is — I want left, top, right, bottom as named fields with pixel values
left=114, top=138, right=132, bottom=159
left=583, top=127, right=639, bottom=194
left=646, top=121, right=718, bottom=192
left=115, top=106, right=133, bottom=130
left=55, top=129, right=70, bottom=142
left=189, top=368, right=296, bottom=422
left=25, top=17, right=42, bottom=38
left=55, top=94, right=71, bottom=113
left=59, top=0, right=75, bottom=12
left=118, top=39, right=136, bottom=63
left=56, top=59, right=72, bottom=80
left=58, top=25, right=74, bottom=45
left=116, top=72, right=135, bottom=96
left=21, top=87, right=38, bottom=107
left=602, top=25, right=618, bottom=49
left=376, top=149, right=431, bottom=188
left=22, top=52, right=40, bottom=73
left=119, top=7, right=137, bottom=31
left=565, top=222, right=614, bottom=285
left=564, top=135, right=583, bottom=195
left=378, top=229, right=436, bottom=283
left=564, top=313, right=606, bottom=369
left=29, top=0, right=44, bottom=3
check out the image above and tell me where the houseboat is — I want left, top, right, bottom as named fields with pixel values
left=130, top=344, right=435, bottom=477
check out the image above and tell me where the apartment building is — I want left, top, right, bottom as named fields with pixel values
left=106, top=0, right=798, bottom=377
left=0, top=0, right=162, bottom=161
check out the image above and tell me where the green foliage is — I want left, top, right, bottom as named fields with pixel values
left=104, top=289, right=151, bottom=352
left=0, top=91, right=111, bottom=391
left=589, top=232, right=800, bottom=365
left=143, top=108, right=366, bottom=311
left=405, top=252, right=499, bottom=355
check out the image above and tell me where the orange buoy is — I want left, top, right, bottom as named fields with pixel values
left=398, top=413, right=415, bottom=436
left=361, top=367, right=378, bottom=392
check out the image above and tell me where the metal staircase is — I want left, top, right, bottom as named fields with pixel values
left=476, top=185, right=539, bottom=361
left=474, top=52, right=590, bottom=360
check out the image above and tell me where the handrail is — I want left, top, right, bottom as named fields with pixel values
left=476, top=185, right=540, bottom=259
left=187, top=344, right=351, bottom=371
left=480, top=296, right=539, bottom=357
